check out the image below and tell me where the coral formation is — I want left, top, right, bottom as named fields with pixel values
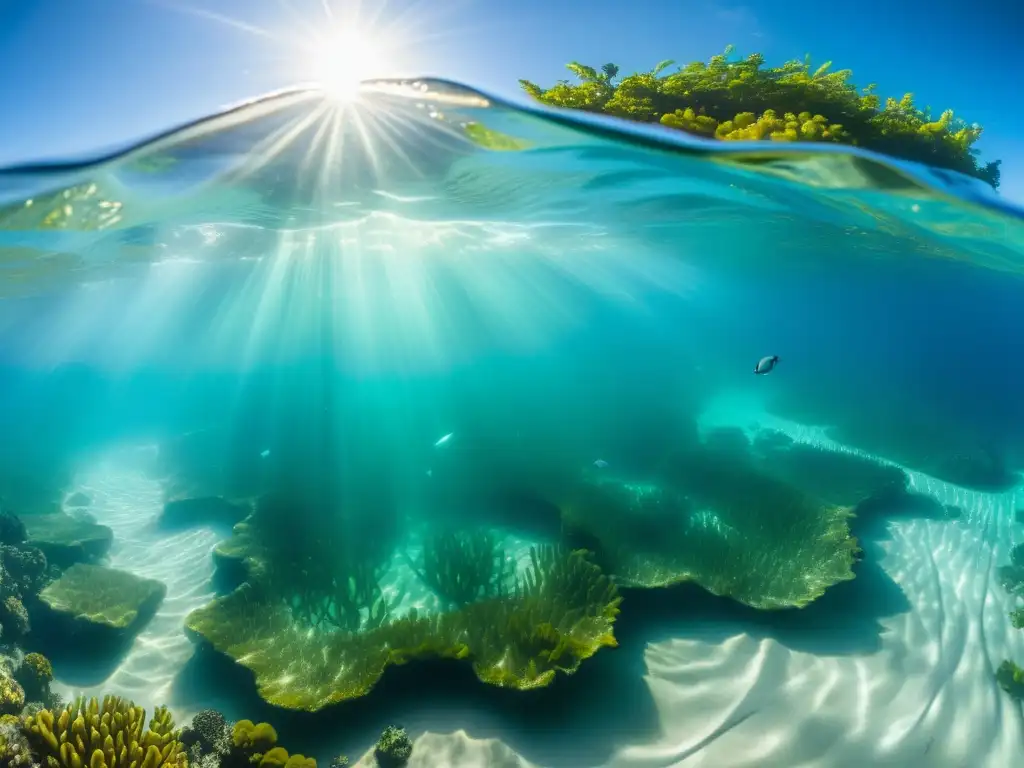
left=374, top=726, right=412, bottom=768
left=15, top=654, right=53, bottom=703
left=22, top=695, right=187, bottom=768
left=186, top=545, right=621, bottom=710
left=179, top=713, right=314, bottom=768
left=0, top=510, right=52, bottom=641
left=411, top=529, right=514, bottom=608
left=37, top=563, right=167, bottom=632
left=0, top=672, right=25, bottom=717
left=0, top=719, right=35, bottom=768
left=231, top=721, right=277, bottom=752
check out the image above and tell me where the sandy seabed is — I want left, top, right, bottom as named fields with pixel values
left=48, top=397, right=1024, bottom=768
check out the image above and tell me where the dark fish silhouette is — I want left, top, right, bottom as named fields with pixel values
left=754, top=355, right=779, bottom=375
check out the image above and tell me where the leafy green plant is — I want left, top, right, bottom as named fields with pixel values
left=411, top=528, right=515, bottom=608
left=520, top=46, right=1000, bottom=187
left=185, top=546, right=621, bottom=710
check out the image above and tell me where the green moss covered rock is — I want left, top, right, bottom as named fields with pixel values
left=23, top=513, right=113, bottom=568
left=186, top=546, right=620, bottom=711
left=159, top=496, right=251, bottom=532
left=38, top=563, right=166, bottom=632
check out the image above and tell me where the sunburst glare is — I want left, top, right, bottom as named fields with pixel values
left=309, top=27, right=390, bottom=102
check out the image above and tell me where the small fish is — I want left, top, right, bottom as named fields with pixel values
left=754, top=355, right=780, bottom=375
left=259, top=449, right=271, bottom=458
left=434, top=432, right=454, bottom=448
left=426, top=469, right=433, bottom=478
left=593, top=459, right=609, bottom=469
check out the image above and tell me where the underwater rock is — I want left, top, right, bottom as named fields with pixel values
left=159, top=496, right=251, bottom=531
left=64, top=492, right=91, bottom=508
left=37, top=563, right=166, bottom=636
left=186, top=545, right=621, bottom=711
left=211, top=516, right=270, bottom=591
left=23, top=512, right=113, bottom=568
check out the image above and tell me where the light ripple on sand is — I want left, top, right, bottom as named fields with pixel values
left=46, top=399, right=1024, bottom=766
left=50, top=448, right=220, bottom=722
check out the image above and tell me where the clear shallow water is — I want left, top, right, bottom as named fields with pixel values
left=2, top=80, right=1024, bottom=767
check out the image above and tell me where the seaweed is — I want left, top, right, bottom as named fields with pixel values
left=185, top=546, right=621, bottom=711
left=411, top=529, right=515, bottom=609
left=563, top=435, right=860, bottom=609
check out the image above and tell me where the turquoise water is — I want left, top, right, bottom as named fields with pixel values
left=1, top=80, right=1024, bottom=766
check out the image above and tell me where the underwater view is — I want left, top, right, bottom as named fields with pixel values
left=2, top=3, right=1024, bottom=767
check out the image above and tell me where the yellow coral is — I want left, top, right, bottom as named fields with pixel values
left=258, top=747, right=289, bottom=768
left=232, top=720, right=277, bottom=752
left=23, top=695, right=187, bottom=768
left=0, top=674, right=25, bottom=716
left=23, top=653, right=54, bottom=683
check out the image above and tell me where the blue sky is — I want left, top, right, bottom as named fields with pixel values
left=1, top=0, right=1020, bottom=202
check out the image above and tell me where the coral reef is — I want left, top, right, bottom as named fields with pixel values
left=0, top=719, right=35, bottom=768
left=37, top=563, right=166, bottom=634
left=180, top=712, right=314, bottom=768
left=15, top=654, right=53, bottom=703
left=0, top=672, right=25, bottom=717
left=374, top=726, right=412, bottom=768
left=411, top=529, right=514, bottom=608
left=22, top=695, right=187, bottom=768
left=0, top=513, right=50, bottom=641
left=186, top=546, right=621, bottom=710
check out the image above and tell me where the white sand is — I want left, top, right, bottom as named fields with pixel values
left=49, top=445, right=222, bottom=720
left=45, top=399, right=1024, bottom=767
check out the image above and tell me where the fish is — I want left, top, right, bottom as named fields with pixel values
left=434, top=432, right=454, bottom=448
left=259, top=449, right=271, bottom=458
left=593, top=459, right=609, bottom=469
left=754, top=355, right=779, bottom=375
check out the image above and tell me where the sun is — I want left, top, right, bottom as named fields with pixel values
left=309, top=27, right=386, bottom=102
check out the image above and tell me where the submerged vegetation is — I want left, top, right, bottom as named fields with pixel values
left=519, top=47, right=1001, bottom=187
left=186, top=543, right=621, bottom=709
